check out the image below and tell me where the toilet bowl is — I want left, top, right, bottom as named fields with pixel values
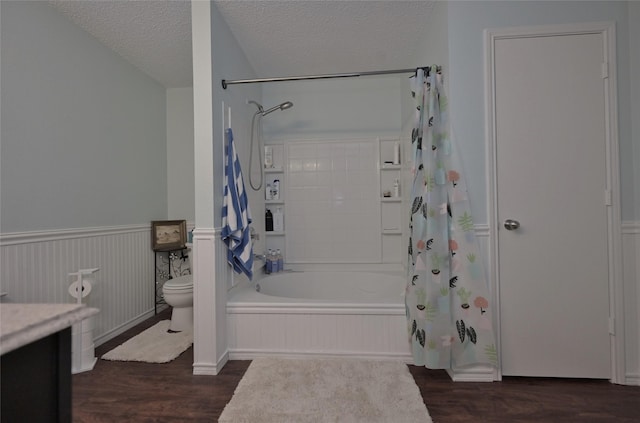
left=162, top=242, right=194, bottom=332
left=162, top=274, right=193, bottom=331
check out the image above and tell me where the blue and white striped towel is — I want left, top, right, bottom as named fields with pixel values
left=221, top=128, right=253, bottom=279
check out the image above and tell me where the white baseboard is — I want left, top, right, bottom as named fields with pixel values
left=193, top=350, right=229, bottom=376
left=446, top=365, right=497, bottom=382
left=228, top=348, right=413, bottom=363
left=625, top=373, right=640, bottom=386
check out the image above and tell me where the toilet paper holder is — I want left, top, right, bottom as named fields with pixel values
left=68, top=268, right=100, bottom=303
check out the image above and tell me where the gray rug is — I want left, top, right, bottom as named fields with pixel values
left=101, top=320, right=192, bottom=363
left=219, top=358, right=432, bottom=423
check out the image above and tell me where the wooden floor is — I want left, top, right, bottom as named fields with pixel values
left=73, top=310, right=639, bottom=422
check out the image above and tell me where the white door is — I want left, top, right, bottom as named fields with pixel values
left=494, top=31, right=611, bottom=378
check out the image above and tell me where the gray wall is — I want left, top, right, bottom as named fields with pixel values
left=261, top=76, right=402, bottom=140
left=630, top=2, right=640, bottom=218
left=167, top=87, right=195, bottom=222
left=447, top=0, right=636, bottom=222
left=1, top=1, right=167, bottom=233
left=209, top=2, right=263, bottom=284
left=210, top=3, right=263, bottom=229
left=443, top=0, right=638, bottom=383
left=401, top=1, right=449, bottom=150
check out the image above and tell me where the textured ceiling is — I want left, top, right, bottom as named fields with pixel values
left=49, top=0, right=193, bottom=88
left=215, top=1, right=435, bottom=78
left=48, top=1, right=435, bottom=88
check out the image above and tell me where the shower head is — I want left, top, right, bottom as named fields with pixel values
left=260, top=101, right=294, bottom=116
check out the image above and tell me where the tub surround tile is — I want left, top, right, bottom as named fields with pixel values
left=286, top=140, right=381, bottom=263
left=0, top=303, right=99, bottom=355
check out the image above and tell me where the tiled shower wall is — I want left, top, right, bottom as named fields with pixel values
left=286, top=140, right=381, bottom=263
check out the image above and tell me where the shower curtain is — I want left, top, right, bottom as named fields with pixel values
left=405, top=66, right=497, bottom=369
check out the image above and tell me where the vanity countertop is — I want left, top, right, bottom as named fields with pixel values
left=0, top=303, right=99, bottom=355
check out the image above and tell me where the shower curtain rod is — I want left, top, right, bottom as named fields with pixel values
left=221, top=66, right=437, bottom=89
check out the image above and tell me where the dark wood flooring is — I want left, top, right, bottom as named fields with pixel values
left=73, top=310, right=639, bottom=422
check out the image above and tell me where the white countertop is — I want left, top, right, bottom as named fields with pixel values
left=0, top=303, right=99, bottom=355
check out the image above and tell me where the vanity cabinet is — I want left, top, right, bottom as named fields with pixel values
left=1, top=304, right=98, bottom=423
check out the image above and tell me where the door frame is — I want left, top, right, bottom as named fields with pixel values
left=484, top=22, right=624, bottom=383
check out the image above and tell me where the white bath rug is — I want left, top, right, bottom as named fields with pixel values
left=101, top=320, right=192, bottom=363
left=219, top=358, right=432, bottom=423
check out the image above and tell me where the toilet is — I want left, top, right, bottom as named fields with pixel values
left=162, top=244, right=193, bottom=332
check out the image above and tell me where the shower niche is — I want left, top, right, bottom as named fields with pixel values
left=264, top=144, right=286, bottom=258
left=379, top=138, right=404, bottom=264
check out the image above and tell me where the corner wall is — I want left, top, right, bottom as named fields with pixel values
left=0, top=1, right=167, bottom=344
left=0, top=1, right=167, bottom=233
left=167, top=87, right=195, bottom=222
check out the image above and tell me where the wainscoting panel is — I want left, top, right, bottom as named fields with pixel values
left=227, top=308, right=411, bottom=361
left=0, top=225, right=155, bottom=345
left=454, top=223, right=640, bottom=383
left=192, top=227, right=230, bottom=375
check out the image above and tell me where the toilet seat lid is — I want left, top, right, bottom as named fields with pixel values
left=164, top=275, right=193, bottom=289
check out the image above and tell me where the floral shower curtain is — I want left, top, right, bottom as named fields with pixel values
left=405, top=66, right=497, bottom=369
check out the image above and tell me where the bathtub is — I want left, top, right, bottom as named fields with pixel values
left=226, top=271, right=412, bottom=361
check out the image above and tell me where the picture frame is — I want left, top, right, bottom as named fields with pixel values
left=151, top=220, right=187, bottom=251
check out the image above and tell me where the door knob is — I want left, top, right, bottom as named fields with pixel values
left=504, top=219, right=520, bottom=230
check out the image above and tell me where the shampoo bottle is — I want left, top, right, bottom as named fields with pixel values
left=265, top=209, right=274, bottom=231
left=265, top=249, right=273, bottom=274
left=264, top=146, right=273, bottom=168
left=270, top=250, right=279, bottom=273
left=272, top=179, right=280, bottom=200
left=265, top=183, right=273, bottom=200
left=273, top=207, right=284, bottom=232
left=393, top=179, right=400, bottom=197
left=276, top=249, right=284, bottom=271
left=393, top=141, right=401, bottom=165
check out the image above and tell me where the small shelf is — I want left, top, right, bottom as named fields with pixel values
left=381, top=164, right=402, bottom=170
left=265, top=231, right=286, bottom=236
left=264, top=167, right=284, bottom=173
left=265, top=200, right=284, bottom=205
left=379, top=139, right=404, bottom=265
left=382, top=229, right=402, bottom=235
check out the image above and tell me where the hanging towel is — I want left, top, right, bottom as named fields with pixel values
left=221, top=128, right=253, bottom=279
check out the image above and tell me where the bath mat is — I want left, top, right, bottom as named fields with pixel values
left=219, top=358, right=432, bottom=423
left=101, top=320, right=192, bottom=363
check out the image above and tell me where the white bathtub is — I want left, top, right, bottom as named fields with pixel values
left=227, top=271, right=412, bottom=361
left=256, top=271, right=405, bottom=302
